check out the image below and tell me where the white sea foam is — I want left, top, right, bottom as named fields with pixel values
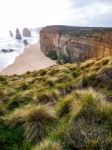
left=0, top=31, right=39, bottom=71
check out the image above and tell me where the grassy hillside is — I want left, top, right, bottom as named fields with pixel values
left=0, top=56, right=112, bottom=150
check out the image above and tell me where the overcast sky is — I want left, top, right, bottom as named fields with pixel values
left=0, top=0, right=112, bottom=31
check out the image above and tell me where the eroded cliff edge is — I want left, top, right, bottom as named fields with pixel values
left=40, top=25, right=112, bottom=62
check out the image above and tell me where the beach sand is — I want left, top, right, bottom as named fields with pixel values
left=0, top=43, right=56, bottom=75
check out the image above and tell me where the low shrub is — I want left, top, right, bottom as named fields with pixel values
left=47, top=51, right=58, bottom=60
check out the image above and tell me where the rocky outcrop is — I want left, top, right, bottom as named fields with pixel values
left=9, top=30, right=13, bottom=37
left=40, top=26, right=112, bottom=62
left=1, top=49, right=14, bottom=53
left=23, top=28, right=31, bottom=37
left=16, top=28, right=22, bottom=40
left=23, top=39, right=28, bottom=46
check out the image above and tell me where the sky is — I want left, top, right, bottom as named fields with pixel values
left=0, top=0, right=112, bottom=32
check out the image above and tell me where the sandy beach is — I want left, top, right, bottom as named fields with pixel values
left=0, top=43, right=56, bottom=75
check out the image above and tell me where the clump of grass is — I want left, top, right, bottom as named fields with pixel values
left=90, top=65, right=101, bottom=72
left=64, top=63, right=77, bottom=71
left=72, top=68, right=81, bottom=78
left=6, top=107, right=25, bottom=127
left=62, top=120, right=112, bottom=150
left=61, top=89, right=112, bottom=149
left=38, top=69, right=47, bottom=76
left=57, top=66, right=71, bottom=73
left=56, top=73, right=72, bottom=83
left=0, top=103, right=5, bottom=116
left=108, top=57, right=112, bottom=65
left=80, top=59, right=95, bottom=69
left=95, top=57, right=110, bottom=66
left=82, top=72, right=97, bottom=87
left=56, top=81, right=74, bottom=95
left=19, top=82, right=30, bottom=90
left=70, top=88, right=105, bottom=121
left=33, top=140, right=62, bottom=150
left=44, top=77, right=58, bottom=87
left=0, top=75, right=6, bottom=82
left=97, top=65, right=112, bottom=75
left=47, top=67, right=61, bottom=76
left=0, top=75, right=7, bottom=85
left=47, top=66, right=70, bottom=76
left=36, top=90, right=59, bottom=105
left=56, top=96, right=74, bottom=117
left=0, top=119, right=25, bottom=150
left=7, top=105, right=57, bottom=144
left=0, top=90, right=4, bottom=98
left=6, top=92, right=33, bottom=110
left=24, top=105, right=58, bottom=143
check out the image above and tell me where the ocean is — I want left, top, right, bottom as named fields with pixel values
left=0, top=30, right=38, bottom=71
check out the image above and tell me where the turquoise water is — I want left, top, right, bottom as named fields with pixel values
left=0, top=31, right=38, bottom=71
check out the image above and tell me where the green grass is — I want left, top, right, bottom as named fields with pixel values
left=33, top=140, right=62, bottom=150
left=0, top=56, right=112, bottom=149
left=60, top=89, right=112, bottom=150
left=47, top=51, right=58, bottom=60
left=6, top=105, right=57, bottom=144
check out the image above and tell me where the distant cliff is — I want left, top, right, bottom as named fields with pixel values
left=40, top=25, right=112, bottom=63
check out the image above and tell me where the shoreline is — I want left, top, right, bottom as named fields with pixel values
left=0, top=43, right=56, bottom=75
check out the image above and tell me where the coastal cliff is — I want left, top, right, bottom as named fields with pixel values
left=40, top=26, right=112, bottom=62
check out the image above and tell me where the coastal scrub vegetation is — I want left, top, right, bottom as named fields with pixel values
left=0, top=56, right=112, bottom=149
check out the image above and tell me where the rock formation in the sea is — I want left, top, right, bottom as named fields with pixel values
left=40, top=25, right=112, bottom=63
left=1, top=49, right=14, bottom=53
left=16, top=28, right=22, bottom=40
left=23, top=39, right=28, bottom=46
left=9, top=30, right=13, bottom=37
left=22, top=28, right=31, bottom=37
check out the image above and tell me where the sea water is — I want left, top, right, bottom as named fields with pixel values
left=0, top=30, right=38, bottom=71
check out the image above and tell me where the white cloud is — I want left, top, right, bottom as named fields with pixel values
left=68, top=0, right=112, bottom=26
left=0, top=0, right=111, bottom=31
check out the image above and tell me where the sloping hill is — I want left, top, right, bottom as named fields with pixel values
left=0, top=56, right=112, bottom=149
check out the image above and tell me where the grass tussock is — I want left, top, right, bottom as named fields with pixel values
left=61, top=89, right=112, bottom=149
left=33, top=140, right=62, bottom=150
left=0, top=103, right=5, bottom=116
left=56, top=95, right=74, bottom=117
left=36, top=89, right=59, bottom=105
left=80, top=59, right=96, bottom=69
left=6, top=105, right=57, bottom=144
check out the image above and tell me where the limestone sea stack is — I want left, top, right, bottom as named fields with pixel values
left=16, top=28, right=22, bottom=40
left=40, top=25, right=112, bottom=62
left=22, top=28, right=31, bottom=37
left=9, top=30, right=13, bottom=37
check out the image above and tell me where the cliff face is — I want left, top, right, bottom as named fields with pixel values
left=40, top=26, right=112, bottom=62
